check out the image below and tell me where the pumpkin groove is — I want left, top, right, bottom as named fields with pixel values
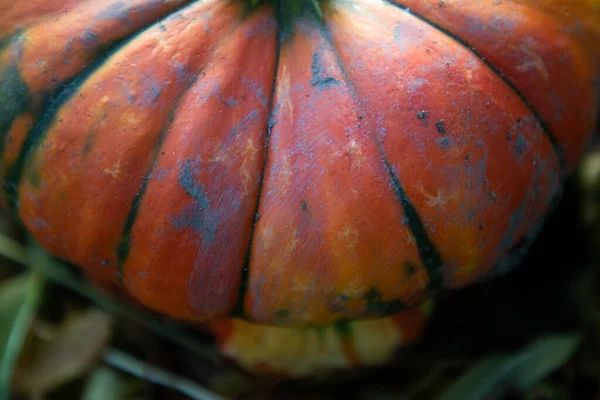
left=232, top=22, right=282, bottom=319
left=114, top=10, right=249, bottom=282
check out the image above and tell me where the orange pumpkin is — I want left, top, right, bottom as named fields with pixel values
left=0, top=0, right=598, bottom=327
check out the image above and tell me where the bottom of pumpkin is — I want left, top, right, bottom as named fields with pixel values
left=208, top=300, right=433, bottom=378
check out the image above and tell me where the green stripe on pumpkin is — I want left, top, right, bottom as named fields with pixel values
left=0, top=63, right=30, bottom=168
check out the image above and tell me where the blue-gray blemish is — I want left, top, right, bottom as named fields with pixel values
left=243, top=14, right=277, bottom=38
left=63, top=28, right=101, bottom=63
left=268, top=102, right=280, bottom=131
left=438, top=136, right=451, bottom=149
left=96, top=0, right=170, bottom=28
left=140, top=72, right=164, bottom=106
left=375, top=113, right=388, bottom=139
left=137, top=271, right=149, bottom=278
left=392, top=22, right=426, bottom=55
left=507, top=116, right=539, bottom=162
left=464, top=154, right=472, bottom=177
left=81, top=29, right=100, bottom=51
left=310, top=52, right=339, bottom=90
left=26, top=216, right=50, bottom=230
left=147, top=166, right=172, bottom=181
left=301, top=199, right=308, bottom=212
left=170, top=158, right=217, bottom=244
left=62, top=38, right=77, bottom=64
left=514, top=133, right=526, bottom=156
left=171, top=60, right=194, bottom=83
left=393, top=24, right=405, bottom=41
left=467, top=208, right=477, bottom=221
left=436, top=120, right=447, bottom=134
left=225, top=110, right=259, bottom=147
left=96, top=2, right=129, bottom=21
left=485, top=16, right=518, bottom=36
left=562, top=21, right=585, bottom=35
left=549, top=89, right=566, bottom=121
left=202, top=80, right=239, bottom=107
left=408, top=78, right=430, bottom=92
left=463, top=15, right=489, bottom=36
left=392, top=24, right=410, bottom=53
left=242, top=77, right=268, bottom=109
left=119, top=80, right=137, bottom=104
left=482, top=177, right=497, bottom=203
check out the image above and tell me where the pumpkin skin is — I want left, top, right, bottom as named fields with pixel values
left=0, top=0, right=598, bottom=326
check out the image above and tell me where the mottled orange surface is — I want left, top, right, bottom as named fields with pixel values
left=395, top=0, right=600, bottom=169
left=0, top=0, right=598, bottom=326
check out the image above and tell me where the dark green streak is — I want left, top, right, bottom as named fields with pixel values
left=382, top=161, right=445, bottom=289
left=365, top=288, right=407, bottom=316
left=276, top=0, right=327, bottom=41
left=0, top=63, right=30, bottom=167
left=5, top=74, right=83, bottom=210
left=333, top=319, right=352, bottom=338
left=0, top=34, right=17, bottom=53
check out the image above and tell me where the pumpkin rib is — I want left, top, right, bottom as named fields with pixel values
left=383, top=0, right=566, bottom=173
left=114, top=76, right=213, bottom=283
left=242, top=17, right=434, bottom=325
left=320, top=19, right=446, bottom=293
left=231, top=14, right=283, bottom=320
left=0, top=0, right=199, bottom=181
left=5, top=62, right=99, bottom=210
left=114, top=10, right=246, bottom=285
left=12, top=0, right=244, bottom=292
left=2, top=0, right=205, bottom=209
left=0, top=0, right=88, bottom=39
left=111, top=4, right=276, bottom=320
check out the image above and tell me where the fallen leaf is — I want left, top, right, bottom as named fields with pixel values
left=12, top=308, right=115, bottom=395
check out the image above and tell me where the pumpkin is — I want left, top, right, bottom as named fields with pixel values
left=0, top=0, right=599, bottom=329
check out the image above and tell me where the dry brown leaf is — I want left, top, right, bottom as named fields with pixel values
left=12, top=308, right=115, bottom=395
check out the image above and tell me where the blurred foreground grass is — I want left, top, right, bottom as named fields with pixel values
left=0, top=144, right=599, bottom=400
